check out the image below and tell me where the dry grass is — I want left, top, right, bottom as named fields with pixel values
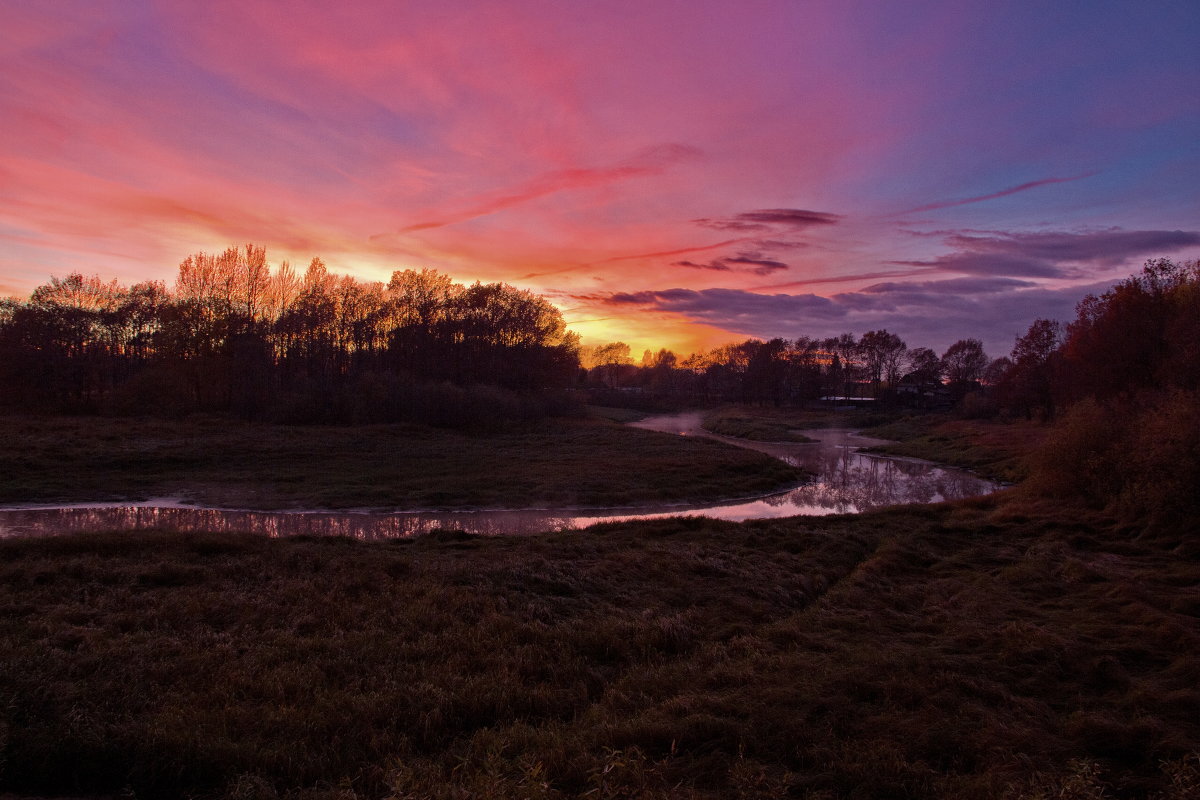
left=1, top=496, right=1197, bottom=798
left=864, top=415, right=1051, bottom=482
left=700, top=407, right=815, bottom=442
left=701, top=405, right=903, bottom=437
left=0, top=414, right=801, bottom=510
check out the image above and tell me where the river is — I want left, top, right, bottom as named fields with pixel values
left=0, top=412, right=999, bottom=539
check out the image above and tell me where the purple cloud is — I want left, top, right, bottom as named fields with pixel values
left=694, top=208, right=841, bottom=232
left=944, top=229, right=1200, bottom=265
left=675, top=252, right=789, bottom=276
left=891, top=252, right=1062, bottom=278
left=751, top=239, right=807, bottom=251
left=861, top=277, right=1036, bottom=294
left=603, top=279, right=1109, bottom=355
left=898, top=228, right=1200, bottom=278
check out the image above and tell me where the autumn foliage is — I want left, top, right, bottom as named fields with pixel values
left=0, top=246, right=581, bottom=426
left=1018, top=259, right=1200, bottom=532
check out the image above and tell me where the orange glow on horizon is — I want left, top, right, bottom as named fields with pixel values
left=565, top=314, right=735, bottom=359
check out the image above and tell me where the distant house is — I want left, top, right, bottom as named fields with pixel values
left=816, top=395, right=876, bottom=409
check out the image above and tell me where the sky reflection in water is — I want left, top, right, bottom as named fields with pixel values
left=0, top=414, right=998, bottom=539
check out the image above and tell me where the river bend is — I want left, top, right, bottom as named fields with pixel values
left=0, top=412, right=998, bottom=538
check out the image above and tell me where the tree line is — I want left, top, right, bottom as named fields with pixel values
left=1014, top=258, right=1199, bottom=531
left=0, top=245, right=580, bottom=426
left=579, top=331, right=998, bottom=410
left=4, top=243, right=1193, bottom=460
left=578, top=259, right=1198, bottom=436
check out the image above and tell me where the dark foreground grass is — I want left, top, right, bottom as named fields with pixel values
left=864, top=415, right=1051, bottom=483
left=0, top=414, right=800, bottom=510
left=1, top=498, right=1197, bottom=799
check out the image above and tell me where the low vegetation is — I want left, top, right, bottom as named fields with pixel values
left=1, top=498, right=1197, bottom=799
left=701, top=407, right=815, bottom=442
left=0, top=414, right=801, bottom=510
left=862, top=415, right=1049, bottom=483
left=584, top=405, right=649, bottom=424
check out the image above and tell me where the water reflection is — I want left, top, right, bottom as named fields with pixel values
left=0, top=413, right=998, bottom=539
left=628, top=412, right=998, bottom=517
left=0, top=504, right=582, bottom=540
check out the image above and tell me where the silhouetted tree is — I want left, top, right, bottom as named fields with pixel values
left=1062, top=258, right=1196, bottom=401
left=0, top=246, right=582, bottom=426
left=941, top=338, right=988, bottom=398
left=901, top=347, right=942, bottom=408
left=858, top=329, right=907, bottom=401
left=1007, top=319, right=1062, bottom=419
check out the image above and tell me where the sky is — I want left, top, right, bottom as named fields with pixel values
left=2, top=0, right=1198, bottom=357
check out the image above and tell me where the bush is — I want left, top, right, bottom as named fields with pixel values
left=1119, top=389, right=1200, bottom=532
left=103, top=364, right=196, bottom=418
left=1026, top=389, right=1200, bottom=537
left=956, top=391, right=998, bottom=420
left=1025, top=398, right=1122, bottom=506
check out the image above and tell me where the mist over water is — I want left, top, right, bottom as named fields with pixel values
left=0, top=412, right=998, bottom=539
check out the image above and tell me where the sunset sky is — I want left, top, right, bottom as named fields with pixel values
left=2, top=0, right=1198, bottom=356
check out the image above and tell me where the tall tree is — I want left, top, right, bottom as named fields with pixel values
left=1008, top=319, right=1062, bottom=419
left=858, top=329, right=907, bottom=395
left=941, top=338, right=988, bottom=393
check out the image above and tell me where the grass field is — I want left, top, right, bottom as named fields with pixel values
left=863, top=415, right=1051, bottom=483
left=0, top=496, right=1197, bottom=799
left=0, top=414, right=802, bottom=510
left=700, top=407, right=816, bottom=442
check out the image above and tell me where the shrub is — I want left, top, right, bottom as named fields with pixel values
left=1119, top=389, right=1200, bottom=533
left=1025, top=398, right=1122, bottom=506
left=956, top=390, right=999, bottom=420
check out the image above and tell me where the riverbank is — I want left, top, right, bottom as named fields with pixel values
left=861, top=415, right=1050, bottom=483
left=700, top=406, right=816, bottom=442
left=1, top=496, right=1196, bottom=799
left=0, top=414, right=802, bottom=511
left=678, top=405, right=1048, bottom=484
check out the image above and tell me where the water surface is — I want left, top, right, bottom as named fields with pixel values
left=0, top=412, right=998, bottom=539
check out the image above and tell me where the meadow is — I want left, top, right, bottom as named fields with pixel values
left=1, top=493, right=1197, bottom=799
left=700, top=407, right=816, bottom=443
left=0, top=413, right=801, bottom=511
left=860, top=415, right=1049, bottom=484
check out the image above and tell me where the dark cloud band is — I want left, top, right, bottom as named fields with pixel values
left=602, top=278, right=1108, bottom=355
left=896, top=228, right=1200, bottom=278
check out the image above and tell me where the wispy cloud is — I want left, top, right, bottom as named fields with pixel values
left=895, top=173, right=1098, bottom=215
left=894, top=228, right=1200, bottom=278
left=674, top=253, right=788, bottom=276
left=517, top=238, right=750, bottom=280
left=695, top=208, right=841, bottom=232
left=390, top=146, right=701, bottom=234
left=752, top=267, right=938, bottom=292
